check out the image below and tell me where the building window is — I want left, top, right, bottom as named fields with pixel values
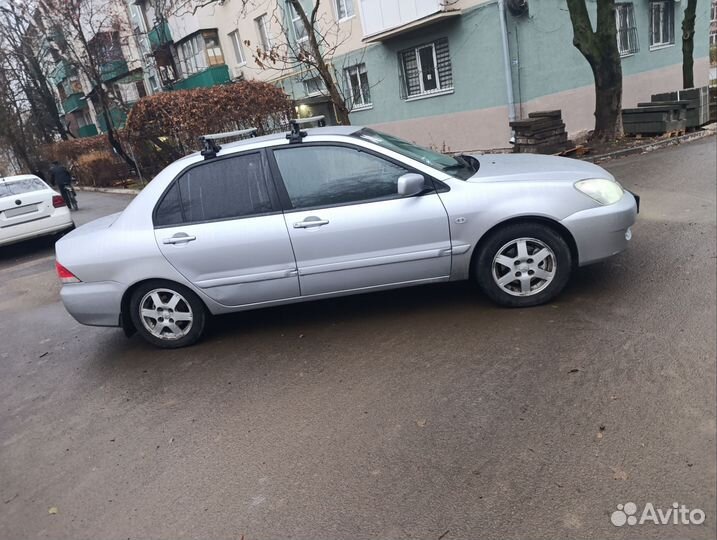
left=176, top=30, right=224, bottom=77
left=303, top=75, right=324, bottom=96
left=229, top=30, right=246, bottom=65
left=334, top=0, right=354, bottom=20
left=399, top=37, right=453, bottom=100
left=255, top=14, right=272, bottom=51
left=289, top=3, right=308, bottom=42
left=344, top=63, right=371, bottom=109
left=649, top=0, right=674, bottom=49
left=616, top=3, right=639, bottom=56
left=712, top=2, right=717, bottom=22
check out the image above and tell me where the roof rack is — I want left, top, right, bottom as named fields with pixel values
left=199, top=127, right=258, bottom=159
left=286, top=115, right=326, bottom=144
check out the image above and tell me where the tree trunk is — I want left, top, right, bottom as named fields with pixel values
left=290, top=0, right=351, bottom=125
left=566, top=0, right=623, bottom=141
left=681, top=0, right=697, bottom=89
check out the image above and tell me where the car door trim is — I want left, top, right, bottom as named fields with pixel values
left=195, top=268, right=299, bottom=289
left=298, top=247, right=450, bottom=276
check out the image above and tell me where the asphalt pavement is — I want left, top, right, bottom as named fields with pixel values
left=0, top=138, right=715, bottom=540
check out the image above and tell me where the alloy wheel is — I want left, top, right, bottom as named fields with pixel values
left=491, top=237, right=557, bottom=297
left=139, top=288, right=194, bottom=340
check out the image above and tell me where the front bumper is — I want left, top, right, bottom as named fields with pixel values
left=60, top=281, right=124, bottom=327
left=561, top=191, right=638, bottom=266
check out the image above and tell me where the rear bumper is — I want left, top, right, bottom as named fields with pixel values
left=60, top=281, right=124, bottom=327
left=0, top=211, right=74, bottom=247
left=561, top=191, right=638, bottom=266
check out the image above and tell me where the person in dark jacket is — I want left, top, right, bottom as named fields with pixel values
left=49, top=161, right=73, bottom=207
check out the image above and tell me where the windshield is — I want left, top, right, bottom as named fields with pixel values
left=352, top=128, right=477, bottom=180
left=0, top=177, right=47, bottom=198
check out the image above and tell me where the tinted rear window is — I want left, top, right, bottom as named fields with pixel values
left=0, top=177, right=47, bottom=197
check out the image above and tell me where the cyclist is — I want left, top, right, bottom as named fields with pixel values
left=48, top=160, right=74, bottom=208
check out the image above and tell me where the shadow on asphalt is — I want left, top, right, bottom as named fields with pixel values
left=94, top=258, right=624, bottom=355
left=0, top=234, right=58, bottom=264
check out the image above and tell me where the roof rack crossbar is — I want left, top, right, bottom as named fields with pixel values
left=286, top=115, right=326, bottom=144
left=199, top=127, right=258, bottom=159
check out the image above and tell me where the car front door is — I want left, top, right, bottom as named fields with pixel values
left=269, top=143, right=451, bottom=297
left=154, top=150, right=300, bottom=307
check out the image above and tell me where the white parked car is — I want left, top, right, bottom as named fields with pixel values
left=0, top=174, right=75, bottom=247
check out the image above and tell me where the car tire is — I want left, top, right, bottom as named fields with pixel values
left=129, top=280, right=207, bottom=348
left=474, top=222, right=572, bottom=307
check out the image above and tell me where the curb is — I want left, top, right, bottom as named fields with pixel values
left=75, top=186, right=141, bottom=195
left=583, top=128, right=715, bottom=163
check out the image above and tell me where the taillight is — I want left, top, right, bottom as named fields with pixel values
left=52, top=195, right=66, bottom=208
left=55, top=261, right=80, bottom=283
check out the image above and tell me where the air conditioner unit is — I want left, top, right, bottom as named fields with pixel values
left=231, top=66, right=245, bottom=80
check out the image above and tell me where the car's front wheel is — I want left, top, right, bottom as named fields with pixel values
left=475, top=222, right=572, bottom=307
left=129, top=280, right=206, bottom=348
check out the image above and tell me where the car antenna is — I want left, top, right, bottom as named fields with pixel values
left=286, top=115, right=326, bottom=144
left=198, top=127, right=258, bottom=160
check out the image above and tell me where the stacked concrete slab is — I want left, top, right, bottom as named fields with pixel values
left=510, top=110, right=570, bottom=154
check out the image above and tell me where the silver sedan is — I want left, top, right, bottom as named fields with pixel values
left=55, top=125, right=638, bottom=348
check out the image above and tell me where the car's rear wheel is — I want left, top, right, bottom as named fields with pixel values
left=129, top=280, right=206, bottom=348
left=475, top=222, right=572, bottom=307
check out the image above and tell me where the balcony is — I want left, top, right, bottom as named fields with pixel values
left=50, top=60, right=72, bottom=85
left=360, top=0, right=461, bottom=42
left=77, top=124, right=98, bottom=138
left=148, top=20, right=173, bottom=50
left=173, top=64, right=231, bottom=90
left=97, top=107, right=128, bottom=132
left=62, top=93, right=87, bottom=114
left=100, top=60, right=129, bottom=82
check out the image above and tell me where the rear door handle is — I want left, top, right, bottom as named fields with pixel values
left=293, top=217, right=329, bottom=229
left=163, top=233, right=196, bottom=244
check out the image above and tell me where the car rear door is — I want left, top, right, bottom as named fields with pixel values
left=0, top=177, right=56, bottom=231
left=153, top=150, right=300, bottom=307
left=269, top=143, right=452, bottom=296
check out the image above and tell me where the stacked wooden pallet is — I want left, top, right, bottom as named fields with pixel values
left=510, top=110, right=570, bottom=154
left=622, top=102, right=687, bottom=136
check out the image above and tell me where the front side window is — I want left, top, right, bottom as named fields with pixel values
left=399, top=37, right=453, bottom=99
left=273, top=145, right=412, bottom=209
left=353, top=128, right=476, bottom=180
left=256, top=14, right=272, bottom=51
left=334, top=0, right=354, bottom=20
left=649, top=0, right=674, bottom=48
left=616, top=3, right=639, bottom=56
left=154, top=153, right=273, bottom=226
left=345, top=63, right=371, bottom=109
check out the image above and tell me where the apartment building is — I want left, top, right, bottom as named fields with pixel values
left=44, top=0, right=711, bottom=150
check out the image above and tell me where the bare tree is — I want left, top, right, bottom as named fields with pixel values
left=681, top=0, right=698, bottom=89
left=39, top=0, right=137, bottom=169
left=566, top=0, right=623, bottom=140
left=0, top=3, right=71, bottom=142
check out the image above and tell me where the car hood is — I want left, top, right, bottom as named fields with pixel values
left=466, top=153, right=615, bottom=184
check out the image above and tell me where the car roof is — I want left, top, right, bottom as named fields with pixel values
left=186, top=125, right=362, bottom=160
left=0, top=174, right=43, bottom=183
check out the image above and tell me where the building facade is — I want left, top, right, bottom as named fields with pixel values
left=39, top=0, right=712, bottom=150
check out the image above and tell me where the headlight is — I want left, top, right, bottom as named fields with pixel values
left=574, top=178, right=624, bottom=205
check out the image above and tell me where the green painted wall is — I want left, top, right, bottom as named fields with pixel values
left=283, top=0, right=712, bottom=126
left=173, top=64, right=231, bottom=89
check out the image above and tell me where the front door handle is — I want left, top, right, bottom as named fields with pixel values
left=293, top=217, right=329, bottom=229
left=163, top=233, right=196, bottom=245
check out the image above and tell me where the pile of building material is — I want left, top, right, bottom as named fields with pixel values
left=622, top=86, right=710, bottom=136
left=622, top=102, right=687, bottom=136
left=652, top=87, right=710, bottom=128
left=510, top=110, right=571, bottom=154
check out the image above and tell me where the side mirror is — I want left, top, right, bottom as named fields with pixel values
left=397, top=173, right=425, bottom=197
